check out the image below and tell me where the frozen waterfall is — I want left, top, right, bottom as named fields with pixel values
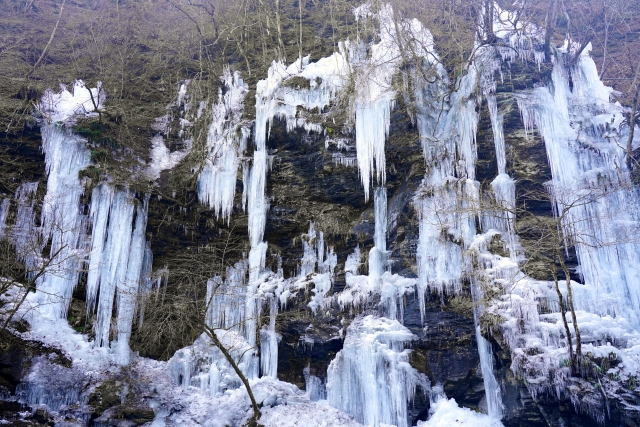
left=515, top=45, right=640, bottom=325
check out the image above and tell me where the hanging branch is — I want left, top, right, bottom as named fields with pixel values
left=26, top=0, right=67, bottom=79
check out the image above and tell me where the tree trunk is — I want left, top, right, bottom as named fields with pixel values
left=544, top=0, right=558, bottom=62
left=205, top=327, right=261, bottom=426
left=559, top=253, right=582, bottom=362
left=626, top=61, right=640, bottom=168
left=552, top=252, right=575, bottom=368
left=483, top=0, right=494, bottom=43
left=275, top=0, right=285, bottom=61
left=26, top=0, right=66, bottom=79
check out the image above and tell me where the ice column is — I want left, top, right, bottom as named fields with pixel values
left=414, top=50, right=480, bottom=320
left=300, top=223, right=318, bottom=277
left=327, top=315, right=427, bottom=427
left=480, top=46, right=516, bottom=254
left=242, top=75, right=271, bottom=380
left=37, top=124, right=91, bottom=318
left=304, top=366, right=326, bottom=401
left=369, top=187, right=387, bottom=281
left=471, top=278, right=504, bottom=419
left=85, top=186, right=152, bottom=357
left=86, top=184, right=114, bottom=313
left=260, top=295, right=279, bottom=378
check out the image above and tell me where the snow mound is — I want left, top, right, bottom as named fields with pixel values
left=418, top=398, right=503, bottom=427
left=260, top=400, right=363, bottom=427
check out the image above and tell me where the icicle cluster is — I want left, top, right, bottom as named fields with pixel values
left=198, top=69, right=251, bottom=220
left=85, top=186, right=151, bottom=365
left=9, top=82, right=156, bottom=366
left=326, top=315, right=428, bottom=427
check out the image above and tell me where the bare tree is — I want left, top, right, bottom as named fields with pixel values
left=131, top=225, right=265, bottom=426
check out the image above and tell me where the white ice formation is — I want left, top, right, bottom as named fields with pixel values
left=4, top=82, right=156, bottom=366
left=327, top=315, right=428, bottom=427
left=198, top=69, right=251, bottom=220
left=14, top=2, right=640, bottom=426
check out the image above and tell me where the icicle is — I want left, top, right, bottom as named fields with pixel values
left=0, top=198, right=10, bottom=239
left=114, top=195, right=150, bottom=365
left=93, top=191, right=136, bottom=348
left=355, top=99, right=392, bottom=201
left=86, top=184, right=114, bottom=313
left=260, top=295, right=279, bottom=378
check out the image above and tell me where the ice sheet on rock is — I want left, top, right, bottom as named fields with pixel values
left=470, top=250, right=504, bottom=420
left=15, top=356, right=87, bottom=413
left=345, top=246, right=362, bottom=276
left=474, top=223, right=640, bottom=422
left=152, top=373, right=361, bottom=427
left=203, top=259, right=259, bottom=380
left=147, top=136, right=191, bottom=180
left=327, top=315, right=428, bottom=427
left=260, top=400, right=363, bottom=427
left=414, top=178, right=478, bottom=314
left=38, top=80, right=105, bottom=123
left=16, top=290, right=114, bottom=370
left=206, top=261, right=249, bottom=334
left=292, top=223, right=338, bottom=313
